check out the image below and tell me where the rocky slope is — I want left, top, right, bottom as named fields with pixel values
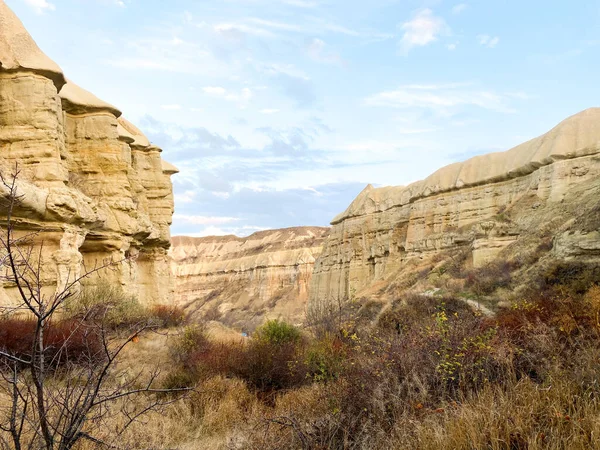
left=170, top=227, right=328, bottom=330
left=0, top=1, right=177, bottom=305
left=310, top=108, right=600, bottom=304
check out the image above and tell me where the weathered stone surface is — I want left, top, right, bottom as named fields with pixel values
left=170, top=227, right=328, bottom=329
left=0, top=2, right=177, bottom=305
left=0, top=0, right=65, bottom=90
left=311, top=109, right=600, bottom=303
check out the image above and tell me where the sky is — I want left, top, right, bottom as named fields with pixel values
left=6, top=0, right=600, bottom=237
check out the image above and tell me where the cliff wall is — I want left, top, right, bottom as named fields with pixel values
left=310, top=108, right=600, bottom=303
left=170, top=227, right=328, bottom=329
left=0, top=1, right=177, bottom=305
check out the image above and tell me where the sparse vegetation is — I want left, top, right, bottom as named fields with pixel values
left=143, top=255, right=600, bottom=449
left=4, top=168, right=600, bottom=449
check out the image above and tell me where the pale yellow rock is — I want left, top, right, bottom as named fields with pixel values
left=59, top=80, right=122, bottom=117
left=312, top=109, right=600, bottom=303
left=0, top=2, right=178, bottom=306
left=118, top=117, right=151, bottom=148
left=170, top=227, right=329, bottom=329
left=0, top=0, right=65, bottom=89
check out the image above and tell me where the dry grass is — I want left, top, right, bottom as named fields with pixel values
left=4, top=257, right=600, bottom=449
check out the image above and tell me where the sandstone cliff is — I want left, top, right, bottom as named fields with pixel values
left=170, top=227, right=328, bottom=330
left=310, top=108, right=600, bottom=303
left=0, top=1, right=177, bottom=305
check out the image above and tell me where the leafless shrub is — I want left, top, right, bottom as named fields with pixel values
left=0, top=164, right=191, bottom=449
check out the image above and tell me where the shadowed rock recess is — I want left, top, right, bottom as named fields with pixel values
left=0, top=1, right=177, bottom=305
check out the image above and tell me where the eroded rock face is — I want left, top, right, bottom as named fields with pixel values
left=170, top=227, right=328, bottom=329
left=0, top=1, right=177, bottom=305
left=311, top=108, right=600, bottom=303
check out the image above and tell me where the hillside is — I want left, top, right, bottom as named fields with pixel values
left=170, top=227, right=329, bottom=330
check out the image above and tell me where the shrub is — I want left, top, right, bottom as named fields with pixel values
left=541, top=261, right=600, bottom=297
left=0, top=317, right=104, bottom=368
left=465, top=260, right=514, bottom=296
left=253, top=319, right=301, bottom=346
left=170, top=325, right=210, bottom=369
left=150, top=304, right=186, bottom=328
left=66, top=282, right=147, bottom=330
left=305, top=336, right=347, bottom=382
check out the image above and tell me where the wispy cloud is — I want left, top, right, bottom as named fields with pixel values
left=173, top=214, right=240, bottom=225
left=22, top=0, right=55, bottom=14
left=452, top=3, right=467, bottom=15
left=305, top=38, right=344, bottom=65
left=282, top=0, right=317, bottom=7
left=258, top=63, right=316, bottom=107
left=365, top=83, right=521, bottom=114
left=161, top=104, right=182, bottom=110
left=203, top=86, right=253, bottom=104
left=398, top=9, right=449, bottom=54
left=478, top=34, right=500, bottom=48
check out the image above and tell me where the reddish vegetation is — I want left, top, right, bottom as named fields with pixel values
left=0, top=318, right=104, bottom=367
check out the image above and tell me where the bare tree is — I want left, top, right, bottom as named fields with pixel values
left=0, top=164, right=189, bottom=449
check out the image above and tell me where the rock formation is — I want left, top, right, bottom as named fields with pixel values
left=170, top=227, right=328, bottom=330
left=0, top=1, right=177, bottom=305
left=310, top=108, right=600, bottom=303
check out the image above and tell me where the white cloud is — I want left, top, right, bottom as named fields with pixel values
left=282, top=0, right=317, bottom=7
left=478, top=34, right=500, bottom=48
left=213, top=23, right=276, bottom=38
left=22, top=0, right=55, bottom=14
left=399, top=9, right=448, bottom=54
left=447, top=43, right=457, bottom=51
left=260, top=109, right=280, bottom=114
left=305, top=38, right=343, bottom=65
left=248, top=17, right=306, bottom=33
left=114, top=0, right=125, bottom=7
left=203, top=86, right=253, bottom=103
left=161, top=104, right=182, bottom=110
left=174, top=191, right=197, bottom=204
left=452, top=3, right=467, bottom=14
left=173, top=214, right=240, bottom=225
left=203, top=86, right=227, bottom=96
left=365, top=83, right=520, bottom=114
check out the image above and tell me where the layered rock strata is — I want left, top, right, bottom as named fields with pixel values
left=310, top=108, right=600, bottom=303
left=0, top=1, right=177, bottom=305
left=170, top=227, right=328, bottom=329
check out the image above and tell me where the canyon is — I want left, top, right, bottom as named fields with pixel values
left=0, top=1, right=177, bottom=305
left=169, top=108, right=600, bottom=327
left=169, top=227, right=328, bottom=329
left=2, top=1, right=599, bottom=326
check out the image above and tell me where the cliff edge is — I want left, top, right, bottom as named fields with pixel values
left=0, top=1, right=177, bottom=305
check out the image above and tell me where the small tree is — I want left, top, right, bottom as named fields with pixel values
left=0, top=164, right=189, bottom=449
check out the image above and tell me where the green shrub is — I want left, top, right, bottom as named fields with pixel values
left=170, top=325, right=210, bottom=368
left=253, top=319, right=301, bottom=346
left=305, top=336, right=347, bottom=382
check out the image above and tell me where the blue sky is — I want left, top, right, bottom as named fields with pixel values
left=7, top=0, right=600, bottom=236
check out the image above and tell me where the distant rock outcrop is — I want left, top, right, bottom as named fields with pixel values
left=311, top=108, right=600, bottom=303
left=170, top=227, right=328, bottom=330
left=0, top=1, right=177, bottom=305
